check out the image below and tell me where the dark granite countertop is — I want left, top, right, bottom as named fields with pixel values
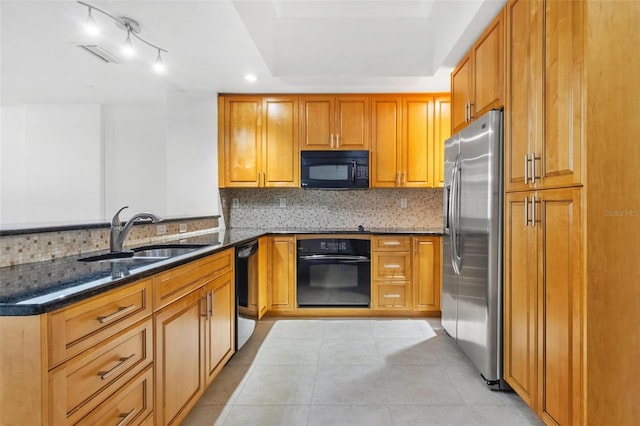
left=0, top=227, right=442, bottom=316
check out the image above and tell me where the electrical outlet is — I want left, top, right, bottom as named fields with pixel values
left=279, top=197, right=287, bottom=208
left=156, top=224, right=167, bottom=235
left=400, top=198, right=408, bottom=209
left=179, top=223, right=187, bottom=233
left=232, top=198, right=240, bottom=208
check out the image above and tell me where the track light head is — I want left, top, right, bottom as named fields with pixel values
left=84, top=7, right=99, bottom=35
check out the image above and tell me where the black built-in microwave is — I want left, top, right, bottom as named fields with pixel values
left=300, top=150, right=369, bottom=189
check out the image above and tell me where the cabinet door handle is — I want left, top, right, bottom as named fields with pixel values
left=403, top=171, right=407, bottom=185
left=208, top=292, right=213, bottom=319
left=97, top=304, right=136, bottom=324
left=98, top=354, right=135, bottom=380
left=336, top=134, right=340, bottom=148
left=524, top=196, right=529, bottom=227
left=532, top=194, right=538, bottom=228
left=383, top=294, right=401, bottom=298
left=383, top=264, right=401, bottom=269
left=263, top=171, right=266, bottom=186
left=524, top=154, right=530, bottom=184
left=116, top=408, right=136, bottom=426
left=530, top=153, right=540, bottom=184
left=330, top=134, right=334, bottom=149
left=383, top=241, right=401, bottom=246
left=469, top=103, right=474, bottom=120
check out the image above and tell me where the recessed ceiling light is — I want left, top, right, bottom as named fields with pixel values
left=244, top=74, right=257, bottom=82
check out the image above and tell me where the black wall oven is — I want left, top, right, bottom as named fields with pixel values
left=296, top=236, right=371, bottom=307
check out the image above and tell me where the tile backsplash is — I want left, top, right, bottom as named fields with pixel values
left=222, top=188, right=443, bottom=230
left=0, top=217, right=218, bottom=267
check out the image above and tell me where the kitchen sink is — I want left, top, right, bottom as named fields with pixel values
left=78, top=244, right=207, bottom=263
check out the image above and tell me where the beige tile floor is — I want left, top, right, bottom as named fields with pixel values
left=182, top=318, right=543, bottom=426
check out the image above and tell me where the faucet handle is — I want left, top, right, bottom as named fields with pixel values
left=111, top=206, right=129, bottom=227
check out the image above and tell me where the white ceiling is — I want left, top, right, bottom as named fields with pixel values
left=0, top=0, right=506, bottom=105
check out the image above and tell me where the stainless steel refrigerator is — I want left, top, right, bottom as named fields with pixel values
left=442, top=109, right=506, bottom=389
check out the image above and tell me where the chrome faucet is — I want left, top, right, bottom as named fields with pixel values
left=110, top=206, right=162, bottom=252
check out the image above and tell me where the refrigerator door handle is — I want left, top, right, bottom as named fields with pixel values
left=450, top=155, right=462, bottom=275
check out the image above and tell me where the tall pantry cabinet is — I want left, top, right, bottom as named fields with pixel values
left=503, top=1, right=640, bottom=424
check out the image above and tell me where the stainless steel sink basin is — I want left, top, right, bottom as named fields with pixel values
left=78, top=244, right=206, bottom=263
left=132, top=247, right=201, bottom=258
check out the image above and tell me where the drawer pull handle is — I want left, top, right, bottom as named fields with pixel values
left=383, top=264, right=401, bottom=269
left=97, top=304, right=136, bottom=324
left=116, top=408, right=136, bottom=426
left=98, top=354, right=135, bottom=380
left=383, top=294, right=401, bottom=298
left=383, top=241, right=401, bottom=246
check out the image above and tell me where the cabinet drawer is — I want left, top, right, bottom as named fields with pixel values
left=375, top=283, right=410, bottom=309
left=49, top=318, right=153, bottom=424
left=74, top=366, right=153, bottom=426
left=48, top=279, right=152, bottom=368
left=372, top=252, right=411, bottom=280
left=372, top=236, right=412, bottom=251
left=153, top=249, right=233, bottom=310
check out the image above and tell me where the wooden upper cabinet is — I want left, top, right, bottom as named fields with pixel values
left=221, top=95, right=299, bottom=188
left=371, top=96, right=402, bottom=187
left=451, top=54, right=472, bottom=134
left=300, top=95, right=369, bottom=150
left=539, top=0, right=583, bottom=190
left=223, top=96, right=262, bottom=187
left=403, top=95, right=435, bottom=187
left=371, top=94, right=448, bottom=188
left=263, top=96, right=299, bottom=187
left=433, top=96, right=451, bottom=188
left=504, top=0, right=583, bottom=192
left=451, top=8, right=505, bottom=134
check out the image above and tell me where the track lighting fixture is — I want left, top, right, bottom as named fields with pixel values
left=78, top=1, right=168, bottom=74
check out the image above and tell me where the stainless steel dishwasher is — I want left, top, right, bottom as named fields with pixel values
left=235, top=239, right=258, bottom=350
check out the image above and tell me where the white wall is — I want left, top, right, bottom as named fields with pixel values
left=104, top=104, right=167, bottom=220
left=1, top=97, right=221, bottom=226
left=166, top=93, right=219, bottom=217
left=0, top=104, right=102, bottom=224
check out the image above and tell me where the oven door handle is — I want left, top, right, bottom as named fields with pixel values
left=298, top=254, right=370, bottom=262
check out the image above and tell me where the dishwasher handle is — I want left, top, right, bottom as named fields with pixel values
left=236, top=240, right=258, bottom=258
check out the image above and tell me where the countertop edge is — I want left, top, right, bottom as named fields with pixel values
left=0, top=228, right=442, bottom=316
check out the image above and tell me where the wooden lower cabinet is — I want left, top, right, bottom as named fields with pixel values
left=154, top=290, right=204, bottom=426
left=75, top=365, right=153, bottom=426
left=370, top=236, right=441, bottom=314
left=412, top=236, right=441, bottom=312
left=504, top=188, right=583, bottom=424
left=203, top=270, right=235, bottom=385
left=154, top=250, right=235, bottom=426
left=267, top=235, right=296, bottom=311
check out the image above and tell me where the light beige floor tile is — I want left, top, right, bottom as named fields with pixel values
left=268, top=319, right=325, bottom=339
left=383, top=364, right=465, bottom=405
left=318, top=338, right=380, bottom=365
left=388, top=405, right=478, bottom=425
left=235, top=364, right=317, bottom=405
left=375, top=338, right=441, bottom=365
left=372, top=319, right=432, bottom=339
left=322, top=320, right=375, bottom=339
left=198, top=365, right=253, bottom=406
left=308, top=405, right=393, bottom=426
left=471, top=405, right=543, bottom=425
left=254, top=338, right=322, bottom=365
left=180, top=404, right=230, bottom=426
left=221, top=405, right=311, bottom=426
left=312, top=364, right=388, bottom=405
